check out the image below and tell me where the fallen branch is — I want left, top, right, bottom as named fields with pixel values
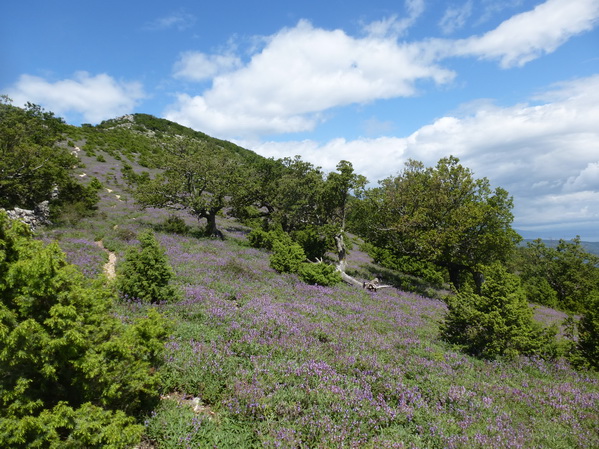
left=335, top=266, right=393, bottom=292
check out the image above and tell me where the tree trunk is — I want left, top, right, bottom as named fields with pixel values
left=334, top=232, right=347, bottom=273
left=472, top=270, right=485, bottom=295
left=205, top=213, right=223, bottom=239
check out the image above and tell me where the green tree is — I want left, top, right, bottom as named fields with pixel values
left=116, top=229, right=179, bottom=303
left=270, top=156, right=326, bottom=233
left=440, top=263, right=557, bottom=359
left=0, top=98, right=100, bottom=222
left=518, top=237, right=599, bottom=312
left=364, top=156, right=520, bottom=290
left=320, top=160, right=367, bottom=270
left=0, top=213, right=169, bottom=448
left=135, top=137, right=246, bottom=237
left=0, top=98, right=79, bottom=210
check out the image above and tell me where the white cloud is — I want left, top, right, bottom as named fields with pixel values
left=439, top=1, right=473, bottom=35
left=173, top=51, right=242, bottom=81
left=6, top=72, right=145, bottom=123
left=165, top=19, right=454, bottom=138
left=248, top=136, right=408, bottom=184
left=165, top=0, right=599, bottom=139
left=564, top=162, right=599, bottom=193
left=452, top=0, right=599, bottom=67
left=363, top=0, right=425, bottom=37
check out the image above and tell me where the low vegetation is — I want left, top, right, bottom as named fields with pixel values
left=1, top=102, right=597, bottom=448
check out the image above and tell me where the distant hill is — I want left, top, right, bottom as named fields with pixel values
left=66, top=113, right=266, bottom=170
left=521, top=238, right=599, bottom=256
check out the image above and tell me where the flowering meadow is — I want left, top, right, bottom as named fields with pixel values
left=39, top=149, right=599, bottom=448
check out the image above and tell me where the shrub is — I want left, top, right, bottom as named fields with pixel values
left=248, top=227, right=288, bottom=251
left=159, top=215, right=190, bottom=235
left=0, top=212, right=170, bottom=448
left=298, top=262, right=341, bottom=286
left=269, top=239, right=305, bottom=274
left=575, top=292, right=599, bottom=370
left=523, top=277, right=559, bottom=308
left=116, top=230, right=179, bottom=303
left=292, top=226, right=329, bottom=261
left=440, top=263, right=558, bottom=359
left=366, top=244, right=445, bottom=288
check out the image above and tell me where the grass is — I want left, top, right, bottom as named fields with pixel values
left=36, top=145, right=599, bottom=448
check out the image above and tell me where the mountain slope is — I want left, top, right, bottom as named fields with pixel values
left=31, top=120, right=599, bottom=449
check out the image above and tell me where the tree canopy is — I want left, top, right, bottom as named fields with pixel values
left=0, top=98, right=78, bottom=210
left=518, top=237, right=599, bottom=312
left=359, top=156, right=521, bottom=290
left=134, top=137, right=247, bottom=237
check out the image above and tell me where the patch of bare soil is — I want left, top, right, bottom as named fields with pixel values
left=95, top=240, right=117, bottom=280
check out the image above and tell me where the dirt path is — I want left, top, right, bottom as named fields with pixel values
left=95, top=240, right=117, bottom=280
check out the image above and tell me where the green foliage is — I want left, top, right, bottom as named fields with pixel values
left=440, top=264, right=558, bottom=359
left=0, top=98, right=79, bottom=210
left=134, top=137, right=248, bottom=237
left=144, top=399, right=258, bottom=449
left=51, top=179, right=101, bottom=224
left=518, top=237, right=599, bottom=312
left=0, top=213, right=169, bottom=448
left=522, top=276, right=559, bottom=309
left=247, top=227, right=287, bottom=251
left=0, top=402, right=143, bottom=449
left=298, top=262, right=341, bottom=286
left=269, top=239, right=306, bottom=274
left=366, top=244, right=445, bottom=288
left=157, top=215, right=190, bottom=235
left=121, top=163, right=150, bottom=187
left=575, top=292, right=599, bottom=370
left=291, top=226, right=330, bottom=261
left=116, top=230, right=179, bottom=303
left=361, top=156, right=520, bottom=290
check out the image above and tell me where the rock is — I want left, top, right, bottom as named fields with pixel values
left=2, top=201, right=52, bottom=230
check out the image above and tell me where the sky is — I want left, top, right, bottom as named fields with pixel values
left=2, top=0, right=599, bottom=241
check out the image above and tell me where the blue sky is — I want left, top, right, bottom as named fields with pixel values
left=2, top=0, right=599, bottom=240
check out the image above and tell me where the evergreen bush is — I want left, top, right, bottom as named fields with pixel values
left=248, top=227, right=288, bottom=251
left=116, top=229, right=179, bottom=303
left=440, top=263, right=558, bottom=359
left=298, top=262, right=341, bottom=286
left=575, top=292, right=599, bottom=370
left=159, top=215, right=190, bottom=235
left=0, top=212, right=170, bottom=448
left=291, top=226, right=329, bottom=261
left=269, top=239, right=305, bottom=274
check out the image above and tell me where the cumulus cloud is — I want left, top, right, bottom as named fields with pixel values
left=247, top=75, right=599, bottom=237
left=164, top=0, right=599, bottom=139
left=165, top=19, right=454, bottom=138
left=5, top=72, right=145, bottom=123
left=452, top=0, right=599, bottom=67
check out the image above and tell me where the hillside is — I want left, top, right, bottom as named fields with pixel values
left=21, top=118, right=598, bottom=448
